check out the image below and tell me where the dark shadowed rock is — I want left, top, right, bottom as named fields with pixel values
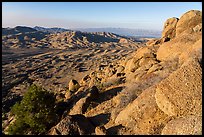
left=69, top=86, right=99, bottom=115
left=48, top=114, right=95, bottom=135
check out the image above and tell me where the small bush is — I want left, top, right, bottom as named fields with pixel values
left=7, top=84, right=58, bottom=135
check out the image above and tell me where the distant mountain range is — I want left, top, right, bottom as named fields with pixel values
left=2, top=26, right=161, bottom=38
left=73, top=28, right=162, bottom=38
left=33, top=26, right=71, bottom=33
left=2, top=26, right=140, bottom=49
left=2, top=26, right=37, bottom=36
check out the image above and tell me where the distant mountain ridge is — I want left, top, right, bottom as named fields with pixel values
left=2, top=26, right=37, bottom=36
left=2, top=26, right=161, bottom=38
left=73, top=27, right=162, bottom=38
left=34, top=26, right=71, bottom=33
left=2, top=26, right=141, bottom=49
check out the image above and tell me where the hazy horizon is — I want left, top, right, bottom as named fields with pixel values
left=2, top=2, right=202, bottom=31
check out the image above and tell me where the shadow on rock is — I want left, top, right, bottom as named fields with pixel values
left=107, top=124, right=125, bottom=135
left=88, top=113, right=111, bottom=127
left=95, top=86, right=124, bottom=103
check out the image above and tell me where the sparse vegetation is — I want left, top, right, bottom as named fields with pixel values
left=6, top=84, right=58, bottom=135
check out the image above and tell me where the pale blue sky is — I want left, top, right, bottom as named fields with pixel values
left=2, top=2, right=202, bottom=31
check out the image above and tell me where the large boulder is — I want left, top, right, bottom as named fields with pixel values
left=161, top=115, right=202, bottom=135
left=156, top=32, right=201, bottom=62
left=156, top=10, right=202, bottom=62
left=176, top=10, right=202, bottom=36
left=155, top=58, right=202, bottom=117
left=115, top=85, right=172, bottom=135
left=48, top=114, right=95, bottom=135
left=162, top=17, right=179, bottom=39
left=125, top=46, right=156, bottom=73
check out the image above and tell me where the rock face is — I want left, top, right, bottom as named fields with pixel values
left=161, top=115, right=202, bottom=135
left=115, top=86, right=171, bottom=135
left=155, top=58, right=202, bottom=117
left=48, top=114, right=95, bottom=135
left=156, top=10, right=202, bottom=62
left=176, top=10, right=202, bottom=36
left=156, top=29, right=201, bottom=62
left=162, top=17, right=179, bottom=40
left=178, top=38, right=202, bottom=65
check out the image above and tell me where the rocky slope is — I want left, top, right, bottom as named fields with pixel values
left=48, top=10, right=202, bottom=135
left=2, top=10, right=202, bottom=135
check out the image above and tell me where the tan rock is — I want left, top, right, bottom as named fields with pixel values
left=69, top=86, right=99, bottom=115
left=155, top=58, right=202, bottom=117
left=176, top=10, right=202, bottom=36
left=119, top=38, right=128, bottom=44
left=124, top=57, right=140, bottom=73
left=193, top=23, right=202, bottom=32
left=104, top=67, right=116, bottom=77
left=146, top=38, right=161, bottom=47
left=68, top=79, right=80, bottom=92
left=80, top=75, right=91, bottom=85
left=88, top=77, right=101, bottom=87
left=69, top=97, right=88, bottom=115
left=147, top=64, right=163, bottom=74
left=116, top=65, right=125, bottom=73
left=48, top=114, right=95, bottom=135
left=95, top=126, right=107, bottom=135
left=162, top=17, right=179, bottom=40
left=115, top=85, right=171, bottom=135
left=138, top=57, right=157, bottom=67
left=156, top=32, right=201, bottom=62
left=134, top=46, right=155, bottom=59
left=179, top=38, right=202, bottom=65
left=102, top=75, right=125, bottom=88
left=65, top=91, right=72, bottom=100
left=161, top=115, right=202, bottom=135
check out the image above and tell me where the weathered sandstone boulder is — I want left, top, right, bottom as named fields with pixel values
left=155, top=58, right=202, bottom=117
left=162, top=17, right=179, bottom=40
left=115, top=86, right=172, bottom=135
left=161, top=115, right=202, bottom=135
left=176, top=10, right=202, bottom=36
left=156, top=10, right=202, bottom=62
left=179, top=38, right=202, bottom=65
left=156, top=32, right=201, bottom=61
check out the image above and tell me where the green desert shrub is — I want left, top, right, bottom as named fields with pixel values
left=7, top=84, right=58, bottom=135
